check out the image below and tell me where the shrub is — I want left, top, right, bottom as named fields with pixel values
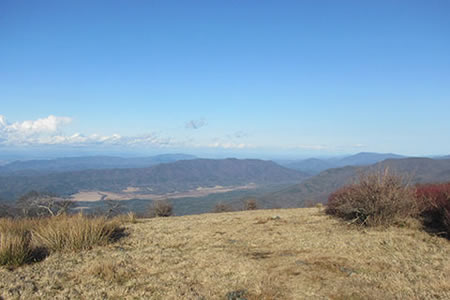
left=0, top=219, right=33, bottom=267
left=326, top=169, right=418, bottom=226
left=32, top=214, right=121, bottom=252
left=415, top=183, right=450, bottom=238
left=104, top=199, right=125, bottom=217
left=243, top=199, right=258, bottom=210
left=212, top=202, right=234, bottom=213
left=148, top=200, right=173, bottom=217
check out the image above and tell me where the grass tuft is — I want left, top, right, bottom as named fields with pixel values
left=0, top=218, right=38, bottom=267
left=0, top=229, right=32, bottom=267
left=32, top=214, right=121, bottom=252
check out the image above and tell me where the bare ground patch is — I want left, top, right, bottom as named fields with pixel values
left=70, top=184, right=258, bottom=202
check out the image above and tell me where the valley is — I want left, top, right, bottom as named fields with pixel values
left=70, top=183, right=258, bottom=202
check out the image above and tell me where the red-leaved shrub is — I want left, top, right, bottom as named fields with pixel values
left=415, top=183, right=450, bottom=238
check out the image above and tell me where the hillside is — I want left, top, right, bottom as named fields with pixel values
left=258, top=158, right=450, bottom=208
left=0, top=154, right=197, bottom=175
left=1, top=208, right=448, bottom=299
left=333, top=152, right=405, bottom=167
left=0, top=159, right=307, bottom=202
left=282, top=152, right=405, bottom=175
left=283, top=158, right=336, bottom=175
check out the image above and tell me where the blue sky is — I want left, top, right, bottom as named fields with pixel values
left=1, top=0, right=449, bottom=158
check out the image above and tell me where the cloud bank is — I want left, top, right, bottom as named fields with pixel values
left=0, top=115, right=172, bottom=148
left=0, top=115, right=71, bottom=135
left=0, top=115, right=252, bottom=150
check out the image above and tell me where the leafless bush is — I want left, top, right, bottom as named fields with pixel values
left=326, top=168, right=418, bottom=226
left=104, top=199, right=125, bottom=217
left=243, top=198, right=258, bottom=210
left=148, top=200, right=173, bottom=217
left=212, top=202, right=234, bottom=213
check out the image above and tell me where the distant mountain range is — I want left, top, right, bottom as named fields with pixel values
left=257, top=157, right=450, bottom=208
left=332, top=152, right=406, bottom=167
left=0, top=158, right=308, bottom=202
left=281, top=152, right=406, bottom=175
left=436, top=155, right=450, bottom=160
left=0, top=154, right=197, bottom=175
left=1, top=152, right=449, bottom=216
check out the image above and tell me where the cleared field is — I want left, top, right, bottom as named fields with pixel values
left=70, top=184, right=258, bottom=202
left=1, top=207, right=449, bottom=299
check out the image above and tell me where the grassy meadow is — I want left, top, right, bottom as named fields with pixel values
left=0, top=207, right=449, bottom=299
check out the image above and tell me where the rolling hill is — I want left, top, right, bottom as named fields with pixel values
left=257, top=158, right=450, bottom=208
left=282, top=152, right=405, bottom=175
left=0, top=158, right=308, bottom=202
left=282, top=158, right=336, bottom=175
left=0, top=154, right=197, bottom=175
left=333, top=152, right=405, bottom=166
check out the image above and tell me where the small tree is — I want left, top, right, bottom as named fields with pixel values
left=16, top=191, right=75, bottom=217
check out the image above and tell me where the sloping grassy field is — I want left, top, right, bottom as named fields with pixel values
left=1, top=207, right=449, bottom=299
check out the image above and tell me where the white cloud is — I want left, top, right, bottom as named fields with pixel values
left=0, top=115, right=254, bottom=150
left=0, top=115, right=181, bottom=148
left=294, top=144, right=329, bottom=150
left=185, top=118, right=207, bottom=130
left=0, top=115, right=7, bottom=127
left=4, top=115, right=72, bottom=135
left=207, top=142, right=252, bottom=149
left=0, top=115, right=73, bottom=145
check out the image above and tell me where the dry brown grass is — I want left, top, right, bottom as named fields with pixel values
left=114, top=211, right=138, bottom=224
left=1, top=207, right=448, bottom=299
left=86, top=260, right=134, bottom=285
left=0, top=219, right=36, bottom=267
left=0, top=214, right=122, bottom=268
left=32, top=214, right=121, bottom=252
